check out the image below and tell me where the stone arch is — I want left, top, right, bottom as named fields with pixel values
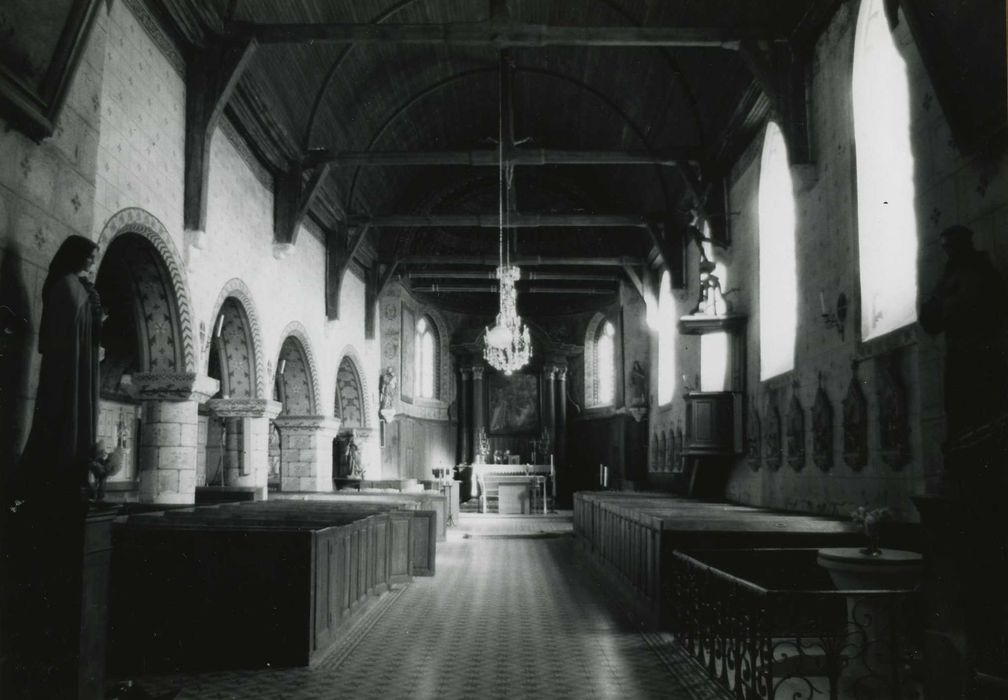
left=584, top=311, right=619, bottom=407
left=335, top=345, right=372, bottom=428
left=95, top=207, right=196, bottom=373
left=273, top=322, right=321, bottom=415
left=414, top=308, right=451, bottom=402
left=207, top=279, right=266, bottom=399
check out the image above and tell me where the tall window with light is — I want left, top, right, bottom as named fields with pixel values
left=853, top=0, right=917, bottom=340
left=414, top=316, right=438, bottom=400
left=758, top=121, right=798, bottom=380
left=595, top=320, right=616, bottom=405
left=657, top=271, right=675, bottom=405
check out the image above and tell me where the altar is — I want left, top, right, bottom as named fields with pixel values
left=472, top=463, right=555, bottom=515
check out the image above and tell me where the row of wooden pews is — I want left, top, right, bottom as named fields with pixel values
left=109, top=499, right=438, bottom=675
left=573, top=492, right=862, bottom=625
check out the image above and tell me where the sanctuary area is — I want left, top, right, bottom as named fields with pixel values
left=1, top=1, right=1006, bottom=698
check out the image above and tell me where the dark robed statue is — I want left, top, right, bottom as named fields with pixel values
left=920, top=225, right=1008, bottom=442
left=17, top=235, right=102, bottom=502
left=6, top=235, right=102, bottom=697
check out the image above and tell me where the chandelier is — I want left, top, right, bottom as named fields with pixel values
left=484, top=77, right=531, bottom=375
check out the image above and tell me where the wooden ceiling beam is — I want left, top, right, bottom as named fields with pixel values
left=392, top=255, right=642, bottom=267
left=410, top=284, right=615, bottom=295
left=183, top=37, right=256, bottom=234
left=303, top=147, right=699, bottom=168
left=227, top=21, right=768, bottom=48
left=407, top=270, right=619, bottom=281
left=348, top=214, right=651, bottom=228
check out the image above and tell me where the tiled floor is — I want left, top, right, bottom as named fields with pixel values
left=133, top=514, right=727, bottom=699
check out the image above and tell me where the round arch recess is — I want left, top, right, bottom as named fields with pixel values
left=273, top=322, right=322, bottom=416
left=334, top=345, right=372, bottom=429
left=207, top=279, right=267, bottom=399
left=95, top=208, right=197, bottom=374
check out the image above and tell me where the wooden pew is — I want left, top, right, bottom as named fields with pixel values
left=573, top=492, right=862, bottom=626
left=203, top=501, right=437, bottom=577
left=109, top=505, right=416, bottom=674
left=274, top=492, right=449, bottom=543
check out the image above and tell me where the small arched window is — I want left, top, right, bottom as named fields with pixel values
left=657, top=271, right=676, bottom=405
left=595, top=320, right=616, bottom=406
left=758, top=121, right=798, bottom=380
left=414, top=316, right=438, bottom=399
left=853, top=0, right=917, bottom=340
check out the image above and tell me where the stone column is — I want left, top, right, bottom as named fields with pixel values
left=460, top=368, right=472, bottom=462
left=206, top=397, right=283, bottom=499
left=471, top=366, right=486, bottom=459
left=271, top=415, right=342, bottom=492
left=133, top=372, right=219, bottom=504
left=542, top=365, right=557, bottom=443
left=555, top=365, right=568, bottom=467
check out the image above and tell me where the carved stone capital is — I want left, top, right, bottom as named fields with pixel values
left=132, top=372, right=219, bottom=402
left=460, top=368, right=472, bottom=381
left=471, top=366, right=485, bottom=380
left=206, top=397, right=283, bottom=419
left=555, top=366, right=568, bottom=382
left=543, top=364, right=558, bottom=380
left=272, top=415, right=342, bottom=435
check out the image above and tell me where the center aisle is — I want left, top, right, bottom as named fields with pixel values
left=141, top=513, right=727, bottom=699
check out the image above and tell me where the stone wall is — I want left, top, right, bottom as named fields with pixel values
left=0, top=1, right=379, bottom=500
left=643, top=3, right=1008, bottom=520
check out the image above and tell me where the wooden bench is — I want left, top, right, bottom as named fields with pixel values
left=183, top=500, right=437, bottom=577
left=573, top=492, right=862, bottom=626
left=109, top=504, right=419, bottom=674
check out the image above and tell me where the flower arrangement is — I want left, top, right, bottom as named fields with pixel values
left=850, top=506, right=891, bottom=556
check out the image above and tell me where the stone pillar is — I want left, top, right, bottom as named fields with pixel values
left=271, top=416, right=342, bottom=492
left=460, top=368, right=472, bottom=462
left=206, top=398, right=283, bottom=499
left=133, top=372, right=219, bottom=504
left=471, top=366, right=486, bottom=459
left=542, top=365, right=557, bottom=443
left=556, top=365, right=568, bottom=471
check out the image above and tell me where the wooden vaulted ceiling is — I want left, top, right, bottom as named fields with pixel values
left=154, top=0, right=841, bottom=316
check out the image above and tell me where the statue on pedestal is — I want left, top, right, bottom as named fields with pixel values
left=16, top=235, right=103, bottom=504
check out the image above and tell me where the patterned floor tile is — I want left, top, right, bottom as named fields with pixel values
left=129, top=517, right=728, bottom=699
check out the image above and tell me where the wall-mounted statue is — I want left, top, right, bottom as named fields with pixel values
left=843, top=370, right=868, bottom=471
left=764, top=399, right=782, bottom=471
left=747, top=401, right=761, bottom=472
left=379, top=367, right=398, bottom=411
left=16, top=235, right=102, bottom=504
left=920, top=225, right=1008, bottom=442
left=629, top=360, right=648, bottom=407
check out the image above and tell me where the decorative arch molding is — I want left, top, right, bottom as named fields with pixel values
left=335, top=344, right=373, bottom=429
left=208, top=279, right=267, bottom=399
left=96, top=207, right=197, bottom=373
left=273, top=321, right=322, bottom=416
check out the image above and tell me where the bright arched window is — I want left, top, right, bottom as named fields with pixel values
left=854, top=0, right=917, bottom=340
left=758, top=121, right=798, bottom=380
left=414, top=316, right=438, bottom=399
left=595, top=321, right=616, bottom=405
left=657, top=271, right=675, bottom=405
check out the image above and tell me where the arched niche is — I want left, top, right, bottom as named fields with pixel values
left=273, top=324, right=320, bottom=416
left=95, top=208, right=196, bottom=377
left=206, top=279, right=266, bottom=399
left=334, top=348, right=371, bottom=429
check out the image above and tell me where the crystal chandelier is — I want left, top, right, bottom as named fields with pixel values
left=484, top=78, right=531, bottom=375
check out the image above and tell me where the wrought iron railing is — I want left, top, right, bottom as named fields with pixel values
left=669, top=549, right=924, bottom=700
